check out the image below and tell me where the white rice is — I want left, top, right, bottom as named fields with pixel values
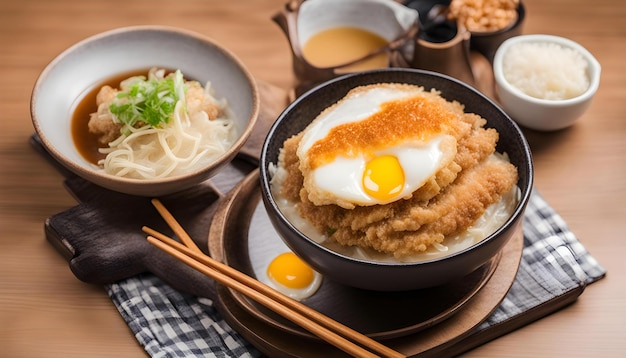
left=503, top=41, right=590, bottom=100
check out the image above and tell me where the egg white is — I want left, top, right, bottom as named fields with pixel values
left=297, top=84, right=459, bottom=208
left=266, top=266, right=323, bottom=301
left=312, top=136, right=450, bottom=206
left=298, top=85, right=423, bottom=157
left=247, top=203, right=323, bottom=301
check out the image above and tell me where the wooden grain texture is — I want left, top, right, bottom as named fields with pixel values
left=1, top=0, right=625, bottom=357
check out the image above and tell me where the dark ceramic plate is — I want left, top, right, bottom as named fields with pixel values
left=208, top=170, right=524, bottom=356
left=208, top=170, right=521, bottom=341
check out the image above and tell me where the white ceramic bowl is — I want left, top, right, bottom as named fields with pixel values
left=31, top=26, right=260, bottom=196
left=493, top=34, right=601, bottom=131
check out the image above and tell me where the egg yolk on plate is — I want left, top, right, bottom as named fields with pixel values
left=267, top=252, right=315, bottom=289
left=363, top=154, right=404, bottom=201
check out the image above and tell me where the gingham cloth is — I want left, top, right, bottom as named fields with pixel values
left=105, top=189, right=606, bottom=357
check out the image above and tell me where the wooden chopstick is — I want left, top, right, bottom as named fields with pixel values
left=146, top=233, right=395, bottom=358
left=150, top=199, right=203, bottom=255
left=143, top=201, right=405, bottom=358
left=144, top=227, right=404, bottom=358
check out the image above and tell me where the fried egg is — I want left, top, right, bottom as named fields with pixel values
left=266, top=252, right=322, bottom=301
left=297, top=83, right=458, bottom=209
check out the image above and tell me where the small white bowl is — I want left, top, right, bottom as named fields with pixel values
left=493, top=34, right=601, bottom=131
left=31, top=26, right=259, bottom=196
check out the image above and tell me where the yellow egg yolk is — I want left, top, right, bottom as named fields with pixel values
left=362, top=154, right=405, bottom=201
left=267, top=252, right=315, bottom=289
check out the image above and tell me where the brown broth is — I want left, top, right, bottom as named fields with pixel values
left=71, top=68, right=172, bottom=165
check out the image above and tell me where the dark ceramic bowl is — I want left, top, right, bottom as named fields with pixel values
left=259, top=68, right=533, bottom=291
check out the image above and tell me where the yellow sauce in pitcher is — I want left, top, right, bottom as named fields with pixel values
left=302, top=27, right=389, bottom=71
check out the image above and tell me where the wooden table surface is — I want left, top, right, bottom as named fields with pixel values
left=1, top=0, right=624, bottom=356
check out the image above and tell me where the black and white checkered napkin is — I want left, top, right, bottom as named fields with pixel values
left=105, top=189, right=606, bottom=357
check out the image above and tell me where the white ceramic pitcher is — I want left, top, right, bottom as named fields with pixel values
left=273, top=0, right=419, bottom=94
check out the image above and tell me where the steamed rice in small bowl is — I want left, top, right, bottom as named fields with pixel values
left=493, top=34, right=601, bottom=131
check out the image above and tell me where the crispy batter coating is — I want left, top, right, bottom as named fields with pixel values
left=184, top=80, right=223, bottom=120
left=88, top=85, right=122, bottom=145
left=275, top=87, right=518, bottom=258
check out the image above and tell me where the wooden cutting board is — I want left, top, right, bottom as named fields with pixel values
left=36, top=81, right=287, bottom=299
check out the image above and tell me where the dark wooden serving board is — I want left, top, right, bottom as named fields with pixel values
left=34, top=81, right=288, bottom=299
left=33, top=80, right=585, bottom=357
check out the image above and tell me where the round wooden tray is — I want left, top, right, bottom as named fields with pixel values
left=208, top=169, right=523, bottom=357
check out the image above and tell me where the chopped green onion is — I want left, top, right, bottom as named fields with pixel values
left=109, top=69, right=185, bottom=129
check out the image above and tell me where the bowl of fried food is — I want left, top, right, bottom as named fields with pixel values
left=447, top=0, right=526, bottom=63
left=260, top=68, right=533, bottom=291
left=31, top=25, right=260, bottom=196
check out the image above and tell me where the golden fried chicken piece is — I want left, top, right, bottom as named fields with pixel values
left=275, top=90, right=518, bottom=258
left=87, top=85, right=123, bottom=145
